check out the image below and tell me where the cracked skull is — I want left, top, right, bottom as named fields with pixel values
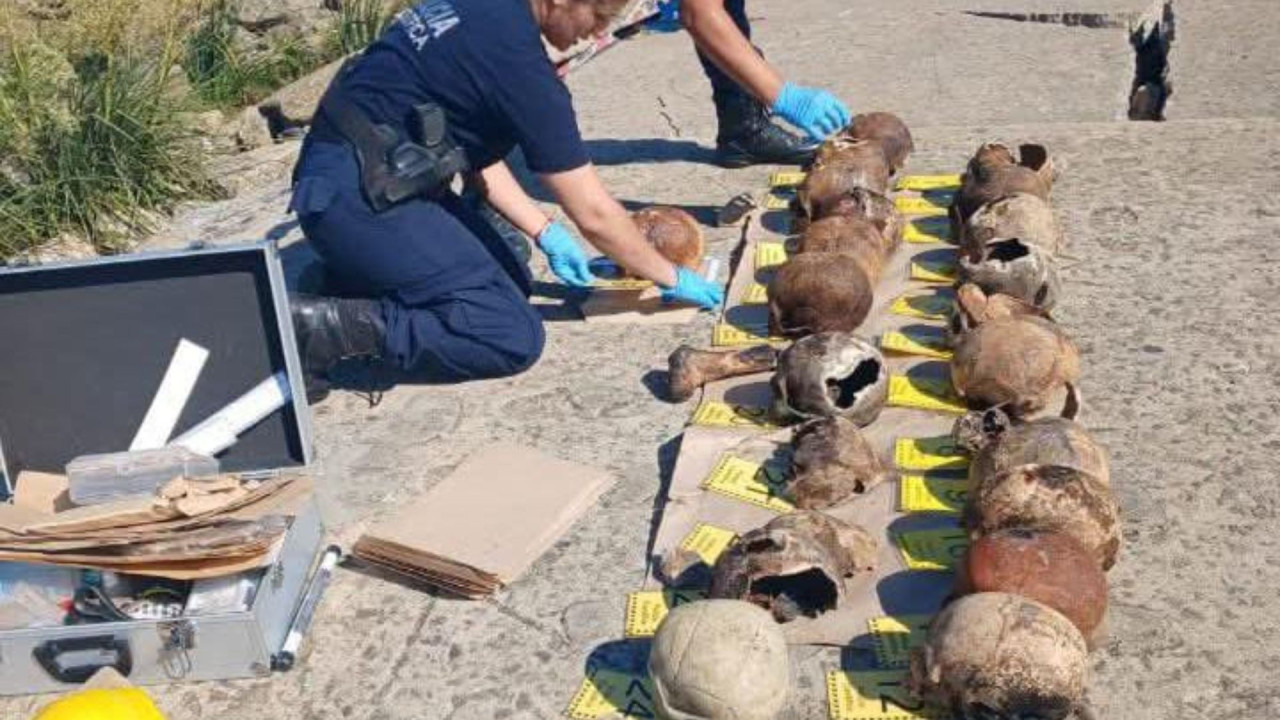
left=770, top=332, right=889, bottom=426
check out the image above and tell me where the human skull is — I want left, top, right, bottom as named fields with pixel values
left=770, top=332, right=889, bottom=426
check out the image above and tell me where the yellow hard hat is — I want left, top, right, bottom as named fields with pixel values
left=33, top=688, right=166, bottom=720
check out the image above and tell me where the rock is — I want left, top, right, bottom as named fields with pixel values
left=232, top=105, right=273, bottom=151
left=257, top=55, right=349, bottom=131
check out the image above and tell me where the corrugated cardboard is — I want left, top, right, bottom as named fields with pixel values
left=354, top=444, right=614, bottom=597
left=13, top=472, right=72, bottom=514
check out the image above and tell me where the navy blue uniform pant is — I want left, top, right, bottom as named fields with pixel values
left=694, top=0, right=755, bottom=108
left=290, top=140, right=545, bottom=381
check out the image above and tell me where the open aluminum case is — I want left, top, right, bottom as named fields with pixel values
left=0, top=242, right=325, bottom=695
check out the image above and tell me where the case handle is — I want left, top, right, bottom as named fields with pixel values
left=33, top=635, right=133, bottom=684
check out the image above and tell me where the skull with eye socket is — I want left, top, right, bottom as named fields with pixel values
left=770, top=332, right=889, bottom=426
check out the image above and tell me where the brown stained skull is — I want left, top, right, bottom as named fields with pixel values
left=788, top=416, right=891, bottom=509
left=954, top=406, right=1111, bottom=488
left=955, top=527, right=1109, bottom=646
left=964, top=192, right=1065, bottom=258
left=631, top=206, right=704, bottom=272
left=950, top=142, right=1055, bottom=236
left=909, top=592, right=1088, bottom=720
left=799, top=139, right=892, bottom=219
left=958, top=235, right=1062, bottom=311
left=792, top=215, right=887, bottom=283
left=846, top=111, right=914, bottom=173
left=770, top=332, right=889, bottom=426
left=815, top=187, right=904, bottom=256
left=951, top=312, right=1080, bottom=418
left=709, top=511, right=878, bottom=622
left=965, top=463, right=1121, bottom=571
left=767, top=253, right=874, bottom=338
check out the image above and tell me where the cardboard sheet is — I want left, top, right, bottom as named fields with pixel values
left=13, top=472, right=72, bottom=514
left=646, top=183, right=975, bottom=646
left=354, top=443, right=614, bottom=597
left=580, top=254, right=723, bottom=325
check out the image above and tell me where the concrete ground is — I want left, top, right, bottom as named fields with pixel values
left=6, top=0, right=1280, bottom=718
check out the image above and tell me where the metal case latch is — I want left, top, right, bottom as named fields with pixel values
left=159, top=619, right=196, bottom=679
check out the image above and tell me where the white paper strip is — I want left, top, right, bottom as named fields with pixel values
left=130, top=339, right=210, bottom=451
left=169, top=372, right=291, bottom=457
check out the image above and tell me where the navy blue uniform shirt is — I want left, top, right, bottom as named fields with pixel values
left=312, top=0, right=590, bottom=174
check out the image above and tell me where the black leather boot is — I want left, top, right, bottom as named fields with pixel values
left=714, top=95, right=820, bottom=169
left=289, top=293, right=386, bottom=404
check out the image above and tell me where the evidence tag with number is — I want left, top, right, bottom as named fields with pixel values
left=895, top=527, right=969, bottom=571
left=896, top=174, right=961, bottom=192
left=827, top=669, right=937, bottom=720
left=887, top=376, right=967, bottom=415
left=701, top=454, right=795, bottom=513
left=894, top=196, right=949, bottom=217
left=769, top=170, right=806, bottom=187
left=880, top=327, right=953, bottom=360
left=624, top=589, right=706, bottom=638
left=899, top=474, right=968, bottom=514
left=566, top=669, right=656, bottom=720
left=903, top=217, right=952, bottom=244
left=868, top=615, right=934, bottom=669
left=689, top=400, right=777, bottom=429
left=712, top=323, right=786, bottom=348
left=679, top=523, right=737, bottom=565
left=755, top=241, right=788, bottom=270
left=894, top=436, right=968, bottom=471
left=742, top=283, right=769, bottom=305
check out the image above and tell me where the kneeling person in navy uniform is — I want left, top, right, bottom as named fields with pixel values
left=289, top=0, right=723, bottom=401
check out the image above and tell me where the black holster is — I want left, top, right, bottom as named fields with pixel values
left=314, top=61, right=469, bottom=212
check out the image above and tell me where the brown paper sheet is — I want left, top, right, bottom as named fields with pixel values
left=355, top=443, right=614, bottom=594
left=14, top=472, right=72, bottom=514
left=646, top=192, right=971, bottom=646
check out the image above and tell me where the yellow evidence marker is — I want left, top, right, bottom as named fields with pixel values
left=566, top=669, right=656, bottom=720
left=898, top=474, right=968, bottom=515
left=689, top=400, right=778, bottom=429
left=887, top=375, right=967, bottom=415
left=894, top=196, right=949, bottom=217
left=755, top=241, right=789, bottom=270
left=701, top=454, right=795, bottom=513
left=679, top=523, right=738, bottom=565
left=880, top=327, right=953, bottom=360
left=895, top=527, right=969, bottom=571
left=903, top=217, right=952, bottom=244
left=895, top=174, right=962, bottom=192
left=893, top=436, right=969, bottom=471
left=742, top=282, right=769, bottom=305
left=889, top=290, right=955, bottom=321
left=827, top=669, right=938, bottom=720
left=769, top=170, right=807, bottom=187
left=624, top=589, right=707, bottom=638
left=868, top=615, right=934, bottom=669
left=908, top=257, right=958, bottom=284
left=712, top=323, right=788, bottom=348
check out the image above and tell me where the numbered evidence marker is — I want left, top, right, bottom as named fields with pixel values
left=743, top=282, right=769, bottom=305
left=624, top=589, right=707, bottom=638
left=887, top=375, right=968, bottom=415
left=903, top=217, right=953, bottom=244
left=895, top=527, right=969, bottom=571
left=764, top=190, right=794, bottom=210
left=908, top=256, right=958, bottom=284
left=566, top=668, right=656, bottom=720
left=894, top=196, right=949, bottom=217
left=712, top=322, right=788, bottom=348
left=770, top=170, right=807, bottom=188
left=868, top=615, right=934, bottom=669
left=689, top=400, right=778, bottom=429
left=827, top=669, right=938, bottom=720
left=899, top=474, right=968, bottom=515
left=889, top=290, right=955, bottom=321
left=679, top=523, right=738, bottom=565
left=755, top=241, right=788, bottom=270
left=895, top=174, right=962, bottom=192
left=701, top=454, right=795, bottom=513
left=893, top=436, right=968, bottom=472
left=881, top=326, right=954, bottom=360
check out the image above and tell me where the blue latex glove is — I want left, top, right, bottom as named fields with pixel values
left=771, top=82, right=852, bottom=141
left=661, top=266, right=724, bottom=310
left=537, top=221, right=595, bottom=287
